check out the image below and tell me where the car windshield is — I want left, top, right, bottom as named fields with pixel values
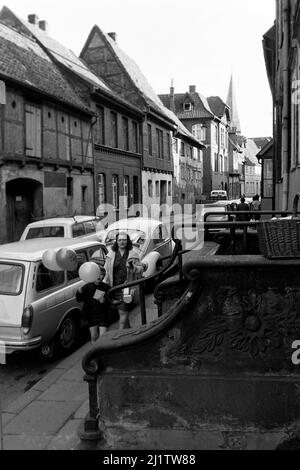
left=26, top=226, right=65, bottom=239
left=0, top=263, right=24, bottom=295
left=105, top=229, right=146, bottom=247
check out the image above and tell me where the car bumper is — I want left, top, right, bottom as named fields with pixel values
left=0, top=336, right=42, bottom=353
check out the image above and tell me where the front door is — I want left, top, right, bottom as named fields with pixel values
left=6, top=179, right=42, bottom=242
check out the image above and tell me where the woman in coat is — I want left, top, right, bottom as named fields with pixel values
left=104, top=232, right=145, bottom=329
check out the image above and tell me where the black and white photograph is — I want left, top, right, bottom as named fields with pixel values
left=0, top=0, right=298, bottom=455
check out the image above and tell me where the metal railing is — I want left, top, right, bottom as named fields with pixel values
left=107, top=239, right=185, bottom=324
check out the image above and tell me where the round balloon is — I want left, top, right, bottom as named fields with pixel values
left=42, top=250, right=63, bottom=271
left=79, top=262, right=101, bottom=283
left=56, top=248, right=78, bottom=271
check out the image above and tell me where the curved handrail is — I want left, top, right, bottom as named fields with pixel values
left=106, top=239, right=183, bottom=304
left=82, top=278, right=200, bottom=375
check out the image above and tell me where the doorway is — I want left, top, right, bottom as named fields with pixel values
left=6, top=178, right=43, bottom=241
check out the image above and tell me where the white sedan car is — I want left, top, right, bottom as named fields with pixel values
left=97, top=217, right=175, bottom=277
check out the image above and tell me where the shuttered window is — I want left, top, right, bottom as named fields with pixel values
left=25, top=104, right=42, bottom=158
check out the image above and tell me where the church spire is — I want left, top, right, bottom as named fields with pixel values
left=226, top=74, right=241, bottom=133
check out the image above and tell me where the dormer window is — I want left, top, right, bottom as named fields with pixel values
left=183, top=102, right=192, bottom=112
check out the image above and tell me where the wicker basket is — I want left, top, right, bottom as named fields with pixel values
left=257, top=193, right=300, bottom=259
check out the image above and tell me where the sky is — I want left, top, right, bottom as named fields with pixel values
left=1, top=0, right=275, bottom=137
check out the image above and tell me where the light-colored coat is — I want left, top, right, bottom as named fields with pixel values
left=103, top=248, right=144, bottom=287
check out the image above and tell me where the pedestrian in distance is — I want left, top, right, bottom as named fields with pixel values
left=250, top=194, right=261, bottom=221
left=76, top=265, right=110, bottom=345
left=236, top=197, right=251, bottom=222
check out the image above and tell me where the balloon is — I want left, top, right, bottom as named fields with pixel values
left=79, top=262, right=101, bottom=283
left=42, top=250, right=63, bottom=272
left=56, top=248, right=78, bottom=271
left=142, top=252, right=161, bottom=277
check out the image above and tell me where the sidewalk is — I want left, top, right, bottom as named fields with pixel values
left=1, top=241, right=218, bottom=450
left=0, top=294, right=159, bottom=450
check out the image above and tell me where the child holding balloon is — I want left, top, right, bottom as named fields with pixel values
left=76, top=265, right=110, bottom=345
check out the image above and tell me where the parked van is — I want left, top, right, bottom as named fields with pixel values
left=210, top=190, right=228, bottom=201
left=0, top=238, right=107, bottom=359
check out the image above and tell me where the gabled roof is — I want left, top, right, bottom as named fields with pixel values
left=250, top=137, right=272, bottom=150
left=244, top=138, right=261, bottom=165
left=256, top=138, right=273, bottom=160
left=207, top=96, right=230, bottom=121
left=0, top=22, right=90, bottom=112
left=159, top=92, right=214, bottom=119
left=81, top=25, right=175, bottom=127
left=0, top=7, right=144, bottom=117
left=0, top=6, right=110, bottom=93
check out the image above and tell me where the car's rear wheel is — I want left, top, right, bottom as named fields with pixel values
left=38, top=314, right=79, bottom=360
left=54, top=315, right=79, bottom=357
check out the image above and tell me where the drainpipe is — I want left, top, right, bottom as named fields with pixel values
left=282, top=0, right=290, bottom=211
left=91, top=115, right=98, bottom=215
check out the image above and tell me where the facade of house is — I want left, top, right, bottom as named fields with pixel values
left=159, top=86, right=230, bottom=199
left=0, top=19, right=96, bottom=243
left=244, top=139, right=263, bottom=198
left=80, top=26, right=176, bottom=211
left=263, top=0, right=300, bottom=211
left=0, top=7, right=144, bottom=238
left=172, top=127, right=204, bottom=207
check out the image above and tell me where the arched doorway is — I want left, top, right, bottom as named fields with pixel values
left=6, top=178, right=43, bottom=241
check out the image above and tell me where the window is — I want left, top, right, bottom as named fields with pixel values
left=168, top=181, right=172, bottom=196
left=148, top=180, right=153, bottom=197
left=123, top=176, right=129, bottom=209
left=0, top=263, right=24, bottom=295
left=133, top=176, right=139, bottom=204
left=220, top=154, right=223, bottom=173
left=67, top=177, right=73, bottom=197
left=98, top=173, right=106, bottom=205
left=155, top=181, right=160, bottom=197
left=167, top=134, right=171, bottom=160
left=214, top=153, right=218, bottom=172
left=156, top=129, right=163, bottom=158
left=263, top=159, right=273, bottom=197
left=25, top=103, right=42, bottom=158
left=173, top=138, right=178, bottom=153
left=95, top=106, right=105, bottom=145
left=26, top=226, right=64, bottom=239
left=132, top=121, right=138, bottom=153
left=36, top=264, right=64, bottom=292
left=83, top=221, right=96, bottom=234
left=183, top=103, right=192, bottom=111
left=189, top=146, right=193, bottom=159
left=67, top=250, right=88, bottom=282
left=112, top=175, right=119, bottom=208
left=72, top=223, right=85, bottom=237
left=148, top=124, right=152, bottom=156
left=197, top=149, right=202, bottom=162
left=192, top=124, right=206, bottom=142
left=122, top=117, right=129, bottom=151
left=110, top=112, right=118, bottom=148
left=81, top=185, right=87, bottom=203
left=180, top=142, right=185, bottom=157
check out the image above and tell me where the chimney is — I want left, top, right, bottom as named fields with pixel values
left=170, top=79, right=175, bottom=112
left=108, top=32, right=117, bottom=41
left=38, top=20, right=48, bottom=32
left=28, top=14, right=39, bottom=25
left=189, top=85, right=196, bottom=93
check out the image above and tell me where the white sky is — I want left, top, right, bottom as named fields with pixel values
left=1, top=0, right=275, bottom=137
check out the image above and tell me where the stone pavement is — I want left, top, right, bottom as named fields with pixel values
left=0, top=294, right=159, bottom=450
